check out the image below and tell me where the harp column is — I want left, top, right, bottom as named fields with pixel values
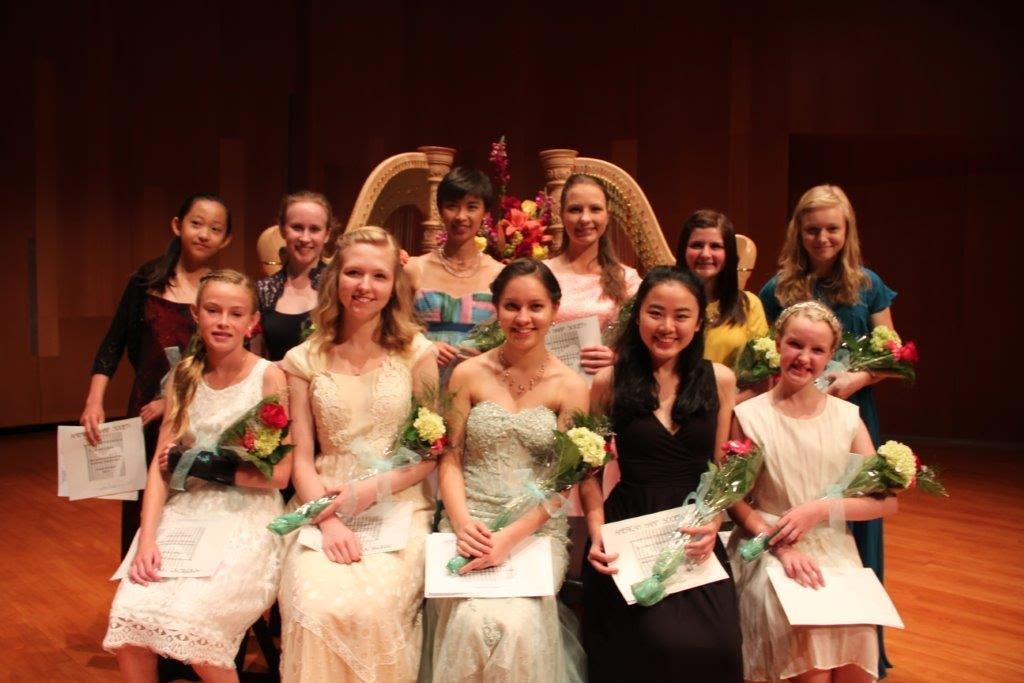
left=539, top=148, right=578, bottom=251
left=418, top=146, right=456, bottom=252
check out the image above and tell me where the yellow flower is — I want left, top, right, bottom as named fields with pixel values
left=877, top=440, right=916, bottom=487
left=752, top=337, right=780, bottom=368
left=532, top=244, right=549, bottom=260
left=870, top=326, right=901, bottom=353
left=511, top=233, right=524, bottom=246
left=567, top=427, right=607, bottom=468
left=254, top=427, right=281, bottom=457
left=474, top=236, right=488, bottom=252
left=520, top=199, right=538, bottom=218
left=413, top=407, right=446, bottom=443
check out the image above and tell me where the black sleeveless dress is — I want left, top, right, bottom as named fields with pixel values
left=582, top=385, right=743, bottom=682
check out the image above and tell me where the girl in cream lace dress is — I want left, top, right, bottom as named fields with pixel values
left=424, top=259, right=588, bottom=682
left=726, top=302, right=898, bottom=682
left=278, top=227, right=438, bottom=682
left=103, top=270, right=291, bottom=678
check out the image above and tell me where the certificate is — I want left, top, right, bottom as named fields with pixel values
left=111, top=515, right=233, bottom=580
left=298, top=501, right=415, bottom=556
left=57, top=418, right=147, bottom=501
left=601, top=505, right=729, bottom=605
left=767, top=566, right=905, bottom=628
left=424, top=533, right=555, bottom=599
left=545, top=316, right=602, bottom=382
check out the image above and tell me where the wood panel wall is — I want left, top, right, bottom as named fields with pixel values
left=4, top=1, right=1021, bottom=442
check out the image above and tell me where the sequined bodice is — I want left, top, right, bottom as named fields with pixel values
left=458, top=401, right=568, bottom=546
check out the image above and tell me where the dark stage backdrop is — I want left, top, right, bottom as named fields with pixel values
left=3, top=1, right=1021, bottom=441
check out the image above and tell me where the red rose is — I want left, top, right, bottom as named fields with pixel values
left=895, top=341, right=919, bottom=363
left=259, top=402, right=289, bottom=429
left=430, top=435, right=449, bottom=456
left=242, top=430, right=256, bottom=451
left=723, top=438, right=753, bottom=455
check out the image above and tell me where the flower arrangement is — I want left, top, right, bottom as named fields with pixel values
left=630, top=438, right=765, bottom=606
left=267, top=402, right=448, bottom=535
left=733, top=335, right=781, bottom=388
left=445, top=411, right=613, bottom=574
left=484, top=137, right=554, bottom=263
left=168, top=395, right=293, bottom=490
left=738, top=439, right=946, bottom=562
left=839, top=325, right=918, bottom=382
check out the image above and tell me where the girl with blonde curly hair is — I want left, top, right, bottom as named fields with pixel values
left=277, top=226, right=439, bottom=681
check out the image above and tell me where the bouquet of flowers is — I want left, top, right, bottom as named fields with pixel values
left=840, top=325, right=918, bottom=382
left=484, top=137, right=554, bottom=263
left=168, top=395, right=293, bottom=490
left=630, top=438, right=765, bottom=606
left=446, top=412, right=613, bottom=574
left=733, top=335, right=780, bottom=388
left=266, top=403, right=448, bottom=535
left=738, top=439, right=946, bottom=562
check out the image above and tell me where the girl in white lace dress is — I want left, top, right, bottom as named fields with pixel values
left=278, top=226, right=438, bottom=682
left=103, top=269, right=292, bottom=680
left=726, top=302, right=898, bottom=682
left=424, top=259, right=589, bottom=682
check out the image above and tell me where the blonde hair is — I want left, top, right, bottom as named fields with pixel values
left=166, top=269, right=258, bottom=441
left=773, top=184, right=869, bottom=307
left=309, top=226, right=420, bottom=357
left=774, top=300, right=843, bottom=353
left=553, top=174, right=629, bottom=305
left=277, top=190, right=338, bottom=260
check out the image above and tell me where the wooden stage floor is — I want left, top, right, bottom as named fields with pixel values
left=1, top=431, right=1021, bottom=681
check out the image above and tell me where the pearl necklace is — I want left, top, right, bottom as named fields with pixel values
left=437, top=247, right=482, bottom=279
left=498, top=348, right=549, bottom=397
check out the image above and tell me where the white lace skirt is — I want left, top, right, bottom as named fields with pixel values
left=727, top=513, right=878, bottom=681
left=102, top=483, right=284, bottom=668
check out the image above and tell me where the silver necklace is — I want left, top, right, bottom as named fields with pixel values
left=437, top=248, right=482, bottom=279
left=498, top=348, right=549, bottom=397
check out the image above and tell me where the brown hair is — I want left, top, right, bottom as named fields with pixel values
left=309, top=226, right=421, bottom=357
left=166, top=269, right=258, bottom=440
left=773, top=184, right=869, bottom=307
left=554, top=174, right=629, bottom=305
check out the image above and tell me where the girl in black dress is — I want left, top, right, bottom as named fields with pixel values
left=254, top=190, right=336, bottom=361
left=581, top=266, right=743, bottom=682
left=80, top=193, right=233, bottom=556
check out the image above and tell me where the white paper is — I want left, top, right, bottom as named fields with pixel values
left=57, top=418, right=147, bottom=501
left=297, top=501, right=415, bottom=555
left=424, top=532, right=555, bottom=598
left=767, top=566, right=905, bottom=628
left=601, top=505, right=729, bottom=605
left=545, top=316, right=602, bottom=382
left=111, top=515, right=234, bottom=580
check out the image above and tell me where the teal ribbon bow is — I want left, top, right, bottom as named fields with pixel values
left=169, top=447, right=205, bottom=491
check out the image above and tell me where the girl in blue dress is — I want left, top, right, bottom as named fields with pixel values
left=759, top=184, right=900, bottom=677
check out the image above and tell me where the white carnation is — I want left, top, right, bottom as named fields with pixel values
left=567, top=427, right=607, bottom=468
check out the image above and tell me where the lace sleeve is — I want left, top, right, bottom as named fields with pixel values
left=90, top=278, right=140, bottom=377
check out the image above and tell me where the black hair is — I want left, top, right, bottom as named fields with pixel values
left=437, top=167, right=495, bottom=212
left=136, top=193, right=232, bottom=292
left=676, top=209, right=746, bottom=328
left=612, top=266, right=717, bottom=429
left=490, top=258, right=562, bottom=306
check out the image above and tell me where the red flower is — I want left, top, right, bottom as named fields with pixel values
left=242, top=429, right=256, bottom=451
left=723, top=438, right=753, bottom=455
left=501, top=196, right=522, bottom=212
left=894, top=341, right=919, bottom=363
left=258, top=402, right=289, bottom=429
left=429, top=435, right=449, bottom=456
